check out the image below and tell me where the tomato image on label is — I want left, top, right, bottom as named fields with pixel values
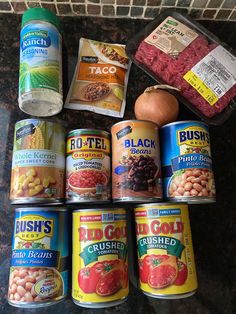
left=174, top=261, right=188, bottom=286
left=69, top=170, right=108, bottom=189
left=139, top=254, right=169, bottom=283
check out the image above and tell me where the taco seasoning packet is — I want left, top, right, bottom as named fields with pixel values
left=65, top=38, right=131, bottom=117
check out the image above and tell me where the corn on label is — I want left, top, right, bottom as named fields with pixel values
left=72, top=209, right=129, bottom=304
left=10, top=119, right=65, bottom=201
left=135, top=204, right=198, bottom=296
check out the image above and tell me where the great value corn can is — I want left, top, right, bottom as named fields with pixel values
left=72, top=208, right=128, bottom=308
left=111, top=120, right=163, bottom=202
left=134, top=203, right=198, bottom=299
left=10, top=119, right=65, bottom=204
left=8, top=208, right=69, bottom=308
left=66, top=129, right=111, bottom=203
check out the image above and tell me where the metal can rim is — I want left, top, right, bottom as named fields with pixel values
left=15, top=118, right=64, bottom=128
left=160, top=120, right=209, bottom=129
left=67, top=129, right=110, bottom=138
left=111, top=120, right=159, bottom=129
left=73, top=208, right=126, bottom=213
left=14, top=207, right=68, bottom=212
left=134, top=202, right=188, bottom=208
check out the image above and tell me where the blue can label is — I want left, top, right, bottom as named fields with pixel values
left=161, top=122, right=216, bottom=200
left=19, top=23, right=62, bottom=96
left=8, top=210, right=68, bottom=304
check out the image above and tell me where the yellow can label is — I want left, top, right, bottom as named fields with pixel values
left=72, top=209, right=129, bottom=304
left=135, top=204, right=197, bottom=296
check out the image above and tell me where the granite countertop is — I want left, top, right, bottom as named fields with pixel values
left=0, top=13, right=236, bottom=314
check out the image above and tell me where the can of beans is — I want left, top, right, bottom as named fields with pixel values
left=66, top=129, right=111, bottom=203
left=134, top=203, right=198, bottom=299
left=72, top=208, right=128, bottom=308
left=160, top=121, right=216, bottom=203
left=10, top=119, right=65, bottom=204
left=8, top=207, right=69, bottom=308
left=111, top=120, right=162, bottom=202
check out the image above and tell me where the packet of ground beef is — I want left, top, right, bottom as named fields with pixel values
left=65, top=38, right=131, bottom=117
left=126, top=10, right=236, bottom=125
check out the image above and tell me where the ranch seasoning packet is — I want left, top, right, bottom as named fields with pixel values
left=65, top=38, right=131, bottom=117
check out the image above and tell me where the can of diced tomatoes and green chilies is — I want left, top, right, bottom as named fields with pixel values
left=111, top=120, right=162, bottom=203
left=134, top=203, right=198, bottom=299
left=8, top=208, right=69, bottom=308
left=72, top=208, right=129, bottom=308
left=10, top=119, right=65, bottom=204
left=160, top=121, right=216, bottom=203
left=66, top=129, right=111, bottom=203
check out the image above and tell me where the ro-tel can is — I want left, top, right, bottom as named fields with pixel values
left=160, top=121, right=216, bottom=203
left=72, top=208, right=128, bottom=308
left=8, top=208, right=69, bottom=308
left=111, top=120, right=163, bottom=202
left=134, top=203, right=198, bottom=299
left=66, top=129, right=111, bottom=203
left=10, top=119, right=65, bottom=204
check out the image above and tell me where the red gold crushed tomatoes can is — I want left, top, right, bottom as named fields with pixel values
left=134, top=203, right=198, bottom=299
left=111, top=120, right=162, bottom=202
left=72, top=208, right=129, bottom=308
left=66, top=129, right=111, bottom=203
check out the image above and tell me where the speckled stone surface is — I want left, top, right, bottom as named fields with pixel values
left=0, top=14, right=236, bottom=313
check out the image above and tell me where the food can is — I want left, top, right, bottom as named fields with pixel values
left=134, top=203, right=198, bottom=299
left=111, top=120, right=162, bottom=202
left=160, top=121, right=216, bottom=203
left=66, top=129, right=111, bottom=203
left=72, top=208, right=129, bottom=308
left=10, top=119, right=65, bottom=204
left=8, top=207, right=69, bottom=308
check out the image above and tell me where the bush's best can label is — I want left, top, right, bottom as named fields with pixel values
left=111, top=120, right=163, bottom=202
left=72, top=208, right=128, bottom=308
left=8, top=208, right=68, bottom=308
left=10, top=119, right=65, bottom=204
left=161, top=121, right=216, bottom=203
left=134, top=203, right=198, bottom=299
left=66, top=129, right=111, bottom=203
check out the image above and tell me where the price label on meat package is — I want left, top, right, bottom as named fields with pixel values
left=184, top=46, right=236, bottom=105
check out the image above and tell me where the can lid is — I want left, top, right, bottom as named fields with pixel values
left=22, top=8, right=60, bottom=31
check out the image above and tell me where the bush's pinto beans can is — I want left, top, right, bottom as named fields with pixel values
left=111, top=120, right=163, bottom=202
left=134, top=203, right=198, bottom=299
left=10, top=119, right=65, bottom=204
left=66, top=129, right=111, bottom=203
left=161, top=121, right=216, bottom=203
left=8, top=208, right=69, bottom=308
left=72, top=208, right=128, bottom=308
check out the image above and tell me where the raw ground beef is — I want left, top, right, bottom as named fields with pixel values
left=135, top=36, right=236, bottom=118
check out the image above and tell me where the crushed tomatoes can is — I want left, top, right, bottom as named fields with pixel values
left=10, top=119, right=65, bottom=204
left=161, top=121, right=216, bottom=203
left=66, top=129, right=111, bottom=203
left=72, top=208, right=129, bottom=308
left=8, top=208, right=69, bottom=308
left=111, top=120, right=162, bottom=202
left=134, top=203, right=197, bottom=299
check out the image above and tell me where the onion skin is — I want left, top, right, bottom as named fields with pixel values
left=134, top=89, right=179, bottom=127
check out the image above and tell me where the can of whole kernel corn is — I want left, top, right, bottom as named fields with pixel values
left=134, top=203, right=198, bottom=299
left=8, top=207, right=69, bottom=308
left=10, top=119, right=65, bottom=204
left=72, top=208, right=129, bottom=308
